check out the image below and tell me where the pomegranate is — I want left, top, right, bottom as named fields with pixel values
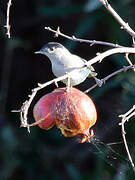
left=33, top=87, right=97, bottom=142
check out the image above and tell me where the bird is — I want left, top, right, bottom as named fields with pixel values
left=35, top=42, right=97, bottom=86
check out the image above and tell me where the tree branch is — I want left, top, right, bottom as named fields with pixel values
left=99, top=0, right=135, bottom=40
left=84, top=64, right=135, bottom=93
left=119, top=106, right=135, bottom=173
left=125, top=53, right=135, bottom=72
left=45, top=26, right=123, bottom=48
left=5, top=0, right=12, bottom=38
left=86, top=47, right=135, bottom=66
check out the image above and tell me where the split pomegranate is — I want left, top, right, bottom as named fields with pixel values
left=33, top=87, right=97, bottom=143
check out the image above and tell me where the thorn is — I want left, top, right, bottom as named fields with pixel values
left=122, top=130, right=126, bottom=135
left=126, top=22, right=129, bottom=26
left=11, top=109, right=21, bottom=112
left=123, top=66, right=128, bottom=72
left=96, top=52, right=101, bottom=56
left=55, top=27, right=60, bottom=37
left=90, top=41, right=95, bottom=46
left=54, top=81, right=59, bottom=88
left=38, top=83, right=43, bottom=87
left=72, top=35, right=76, bottom=39
left=119, top=114, right=124, bottom=118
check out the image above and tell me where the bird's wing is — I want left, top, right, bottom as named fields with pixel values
left=81, top=58, right=96, bottom=73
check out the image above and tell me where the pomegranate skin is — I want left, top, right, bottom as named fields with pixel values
left=33, top=87, right=97, bottom=142
left=33, top=93, right=56, bottom=129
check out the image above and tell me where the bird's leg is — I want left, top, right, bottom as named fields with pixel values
left=66, top=76, right=71, bottom=92
left=54, top=81, right=59, bottom=88
left=86, top=65, right=103, bottom=87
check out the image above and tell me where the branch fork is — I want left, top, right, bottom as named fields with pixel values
left=119, top=106, right=135, bottom=172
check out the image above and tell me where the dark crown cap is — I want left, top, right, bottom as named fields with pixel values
left=43, top=42, right=64, bottom=50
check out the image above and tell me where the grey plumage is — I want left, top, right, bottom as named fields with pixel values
left=35, top=42, right=97, bottom=86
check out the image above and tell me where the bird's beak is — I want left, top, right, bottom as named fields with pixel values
left=35, top=48, right=48, bottom=55
left=35, top=50, right=42, bottom=54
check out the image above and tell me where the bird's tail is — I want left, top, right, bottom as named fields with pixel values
left=87, top=65, right=97, bottom=78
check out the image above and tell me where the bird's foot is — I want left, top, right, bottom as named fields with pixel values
left=94, top=77, right=104, bottom=87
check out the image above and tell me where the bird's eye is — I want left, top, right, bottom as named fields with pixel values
left=49, top=47, right=54, bottom=52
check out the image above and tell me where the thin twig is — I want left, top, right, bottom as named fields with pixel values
left=99, top=0, right=135, bottom=40
left=45, top=26, right=123, bottom=48
left=45, top=27, right=135, bottom=65
left=119, top=106, right=135, bottom=172
left=125, top=53, right=135, bottom=72
left=5, top=0, right=12, bottom=38
left=85, top=64, right=135, bottom=93
left=120, top=106, right=135, bottom=119
left=45, top=26, right=134, bottom=66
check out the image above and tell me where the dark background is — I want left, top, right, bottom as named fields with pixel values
left=0, top=0, right=135, bottom=179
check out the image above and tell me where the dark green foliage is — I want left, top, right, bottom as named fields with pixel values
left=0, top=0, right=135, bottom=179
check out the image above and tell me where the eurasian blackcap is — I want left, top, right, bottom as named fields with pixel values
left=35, top=42, right=97, bottom=86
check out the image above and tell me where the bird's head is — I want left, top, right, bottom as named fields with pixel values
left=35, top=42, right=69, bottom=59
